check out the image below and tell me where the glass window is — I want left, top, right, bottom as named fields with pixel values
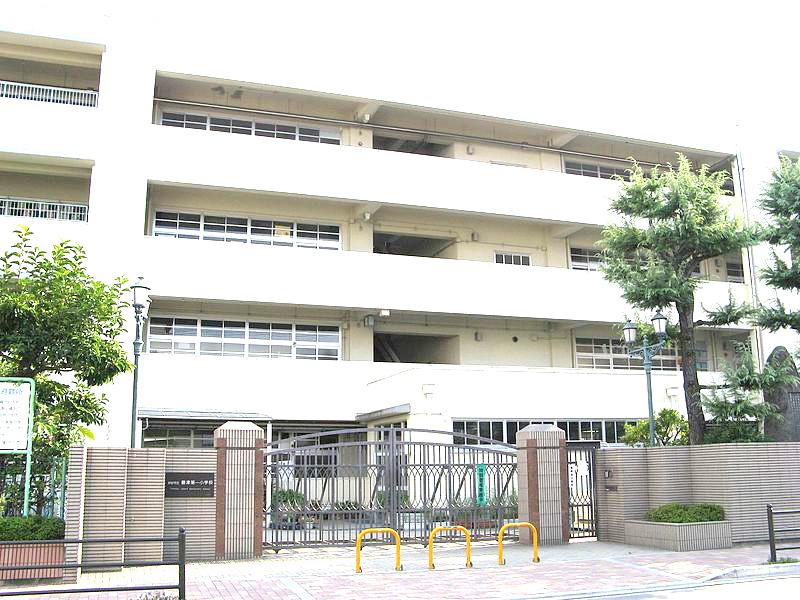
left=570, top=247, right=602, bottom=271
left=726, top=261, right=745, bottom=283
left=494, top=252, right=531, bottom=266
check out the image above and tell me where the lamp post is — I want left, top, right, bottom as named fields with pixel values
left=622, top=311, right=669, bottom=447
left=130, top=276, right=151, bottom=448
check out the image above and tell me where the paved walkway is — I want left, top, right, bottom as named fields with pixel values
left=2, top=541, right=799, bottom=599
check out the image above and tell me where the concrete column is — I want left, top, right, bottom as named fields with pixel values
left=213, top=421, right=265, bottom=559
left=516, top=424, right=569, bottom=545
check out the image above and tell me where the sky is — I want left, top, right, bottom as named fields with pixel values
left=6, top=0, right=800, bottom=154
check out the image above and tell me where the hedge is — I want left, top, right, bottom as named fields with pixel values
left=0, top=516, right=65, bottom=541
left=645, top=503, right=725, bottom=523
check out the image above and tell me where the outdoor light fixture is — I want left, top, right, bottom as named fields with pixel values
left=622, top=311, right=670, bottom=447
left=130, top=276, right=151, bottom=448
left=363, top=315, right=376, bottom=328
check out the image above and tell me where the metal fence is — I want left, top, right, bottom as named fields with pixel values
left=767, top=504, right=800, bottom=563
left=0, top=80, right=98, bottom=107
left=0, top=529, right=186, bottom=598
left=0, top=198, right=89, bottom=223
left=566, top=442, right=598, bottom=538
left=1, top=460, right=67, bottom=519
left=264, top=427, right=518, bottom=549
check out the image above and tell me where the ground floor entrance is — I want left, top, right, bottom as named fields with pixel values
left=263, top=427, right=597, bottom=549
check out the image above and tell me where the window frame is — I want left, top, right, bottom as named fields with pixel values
left=152, top=208, right=343, bottom=251
left=146, top=314, right=342, bottom=361
left=452, top=418, right=641, bottom=445
left=569, top=247, right=602, bottom=271
left=494, top=251, right=532, bottom=267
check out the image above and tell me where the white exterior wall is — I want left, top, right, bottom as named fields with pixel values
left=1, top=4, right=797, bottom=446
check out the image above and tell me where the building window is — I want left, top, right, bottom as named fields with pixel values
left=147, top=317, right=340, bottom=361
left=726, top=260, right=745, bottom=283
left=495, top=252, right=531, bottom=266
left=160, top=111, right=341, bottom=145
left=1, top=197, right=88, bottom=222
left=142, top=427, right=215, bottom=448
left=453, top=419, right=639, bottom=445
left=564, top=160, right=630, bottom=181
left=570, top=247, right=602, bottom=271
left=695, top=341, right=709, bottom=372
left=153, top=211, right=341, bottom=250
left=575, top=337, right=678, bottom=371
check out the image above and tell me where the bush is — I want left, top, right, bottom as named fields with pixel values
left=0, top=516, right=65, bottom=541
left=645, top=503, right=725, bottom=523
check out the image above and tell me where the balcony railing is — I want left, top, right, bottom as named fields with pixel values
left=0, top=197, right=89, bottom=222
left=0, top=79, right=98, bottom=107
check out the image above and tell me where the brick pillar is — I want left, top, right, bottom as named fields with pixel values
left=213, top=422, right=265, bottom=559
left=516, top=424, right=569, bottom=545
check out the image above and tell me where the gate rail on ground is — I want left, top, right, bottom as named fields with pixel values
left=0, top=528, right=186, bottom=598
left=767, top=504, right=800, bottom=563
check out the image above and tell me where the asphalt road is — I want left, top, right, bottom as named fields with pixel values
left=595, top=575, right=800, bottom=599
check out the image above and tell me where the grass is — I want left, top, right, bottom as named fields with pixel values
left=767, top=557, right=800, bottom=564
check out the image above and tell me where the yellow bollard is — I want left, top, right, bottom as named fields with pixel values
left=355, top=528, right=402, bottom=573
left=427, top=525, right=473, bottom=569
left=498, top=522, right=540, bottom=565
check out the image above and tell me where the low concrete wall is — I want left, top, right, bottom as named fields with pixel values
left=624, top=520, right=732, bottom=552
left=596, top=442, right=800, bottom=544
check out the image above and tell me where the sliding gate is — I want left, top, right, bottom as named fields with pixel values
left=263, top=428, right=518, bottom=549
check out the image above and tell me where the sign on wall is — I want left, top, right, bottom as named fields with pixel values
left=0, top=380, right=33, bottom=451
left=164, top=472, right=215, bottom=498
left=476, top=463, right=487, bottom=506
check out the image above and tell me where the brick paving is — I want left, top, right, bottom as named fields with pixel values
left=2, top=541, right=799, bottom=599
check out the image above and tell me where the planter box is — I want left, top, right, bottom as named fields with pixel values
left=0, top=543, right=65, bottom=580
left=624, top=520, right=732, bottom=552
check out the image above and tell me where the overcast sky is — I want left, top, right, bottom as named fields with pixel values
left=9, top=1, right=800, bottom=153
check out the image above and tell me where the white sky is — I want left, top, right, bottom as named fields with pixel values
left=7, top=1, right=800, bottom=152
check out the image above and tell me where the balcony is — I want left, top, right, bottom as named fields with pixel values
left=136, top=235, right=750, bottom=325
left=0, top=79, right=97, bottom=107
left=135, top=353, right=721, bottom=423
left=145, top=124, right=623, bottom=227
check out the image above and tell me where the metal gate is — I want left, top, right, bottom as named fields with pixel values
left=566, top=442, right=598, bottom=538
left=263, top=428, right=518, bottom=549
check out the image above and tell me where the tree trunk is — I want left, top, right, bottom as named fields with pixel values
left=676, top=300, right=705, bottom=444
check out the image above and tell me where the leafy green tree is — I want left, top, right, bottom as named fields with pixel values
left=622, top=408, right=688, bottom=446
left=0, top=228, right=131, bottom=514
left=754, top=155, right=800, bottom=334
left=702, top=342, right=795, bottom=443
left=602, top=155, right=759, bottom=444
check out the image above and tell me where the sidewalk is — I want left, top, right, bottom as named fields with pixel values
left=3, top=541, right=799, bottom=599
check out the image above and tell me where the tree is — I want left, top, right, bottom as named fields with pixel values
left=702, top=342, right=796, bottom=443
left=602, top=155, right=759, bottom=444
left=622, top=408, right=688, bottom=446
left=754, top=155, right=800, bottom=334
left=0, top=228, right=131, bottom=514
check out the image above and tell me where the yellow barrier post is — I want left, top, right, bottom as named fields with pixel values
left=427, top=525, right=473, bottom=569
left=355, top=527, right=402, bottom=573
left=498, top=522, right=540, bottom=565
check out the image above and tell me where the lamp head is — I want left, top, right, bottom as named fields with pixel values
left=131, top=276, right=151, bottom=315
left=652, top=311, right=668, bottom=340
left=622, top=320, right=637, bottom=346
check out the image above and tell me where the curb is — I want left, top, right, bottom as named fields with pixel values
left=701, top=562, right=800, bottom=581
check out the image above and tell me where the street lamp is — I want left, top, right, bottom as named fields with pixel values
left=130, top=276, right=151, bottom=448
left=622, top=311, right=669, bottom=447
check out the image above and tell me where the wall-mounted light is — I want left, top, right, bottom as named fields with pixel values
left=364, top=315, right=376, bottom=328
left=362, top=211, right=372, bottom=222
left=474, top=331, right=483, bottom=342
left=379, top=309, right=391, bottom=317
left=604, top=469, right=613, bottom=479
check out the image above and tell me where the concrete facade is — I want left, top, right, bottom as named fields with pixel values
left=0, top=5, right=797, bottom=448
left=595, top=443, right=800, bottom=544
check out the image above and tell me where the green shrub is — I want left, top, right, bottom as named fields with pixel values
left=645, top=503, right=725, bottom=523
left=271, top=489, right=304, bottom=508
left=0, top=516, right=65, bottom=541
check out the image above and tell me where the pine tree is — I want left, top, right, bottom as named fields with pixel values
left=755, top=156, right=800, bottom=334
left=602, top=155, right=759, bottom=444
